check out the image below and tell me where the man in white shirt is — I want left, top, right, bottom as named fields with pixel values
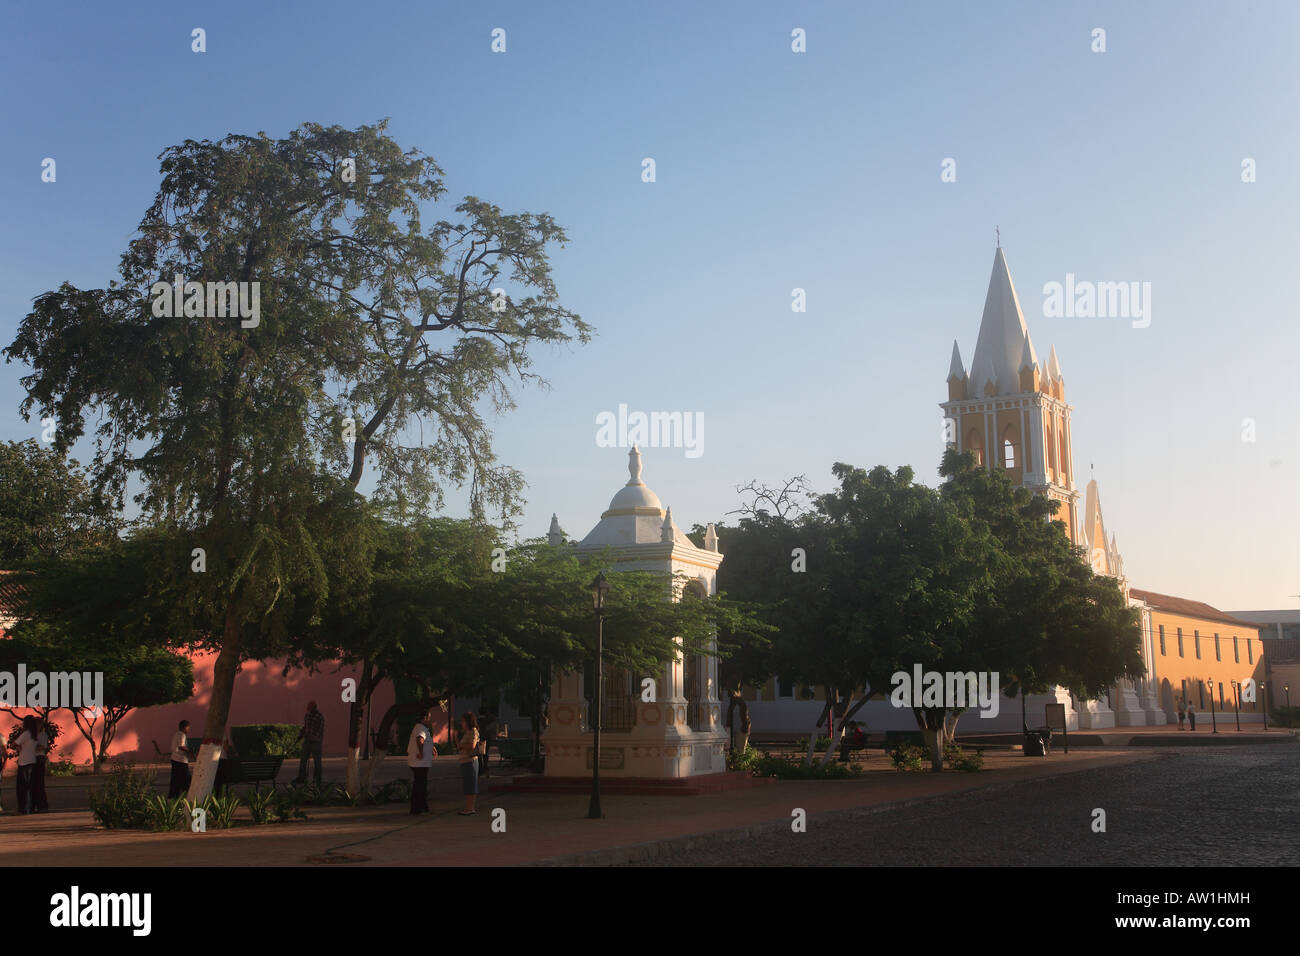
left=406, top=710, right=434, bottom=815
left=168, top=719, right=193, bottom=798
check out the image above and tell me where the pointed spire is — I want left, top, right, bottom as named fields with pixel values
left=627, top=444, right=643, bottom=485
left=704, top=522, right=719, bottom=552
left=1047, top=345, right=1063, bottom=382
left=661, top=507, right=675, bottom=543
left=947, top=340, right=967, bottom=382
left=981, top=354, right=998, bottom=395
left=1018, top=331, right=1037, bottom=372
left=547, top=513, right=565, bottom=546
left=970, top=247, right=1036, bottom=395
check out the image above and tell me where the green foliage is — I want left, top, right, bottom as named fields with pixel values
left=88, top=765, right=155, bottom=829
left=726, top=745, right=762, bottom=773
left=795, top=736, right=833, bottom=751
left=46, top=759, right=79, bottom=776
left=889, top=745, right=927, bottom=771
left=202, top=792, right=241, bottom=829
left=378, top=777, right=412, bottom=803
left=230, top=724, right=300, bottom=758
left=245, top=789, right=277, bottom=824
left=1270, top=706, right=1300, bottom=728
left=748, top=753, right=861, bottom=779
left=144, top=794, right=188, bottom=831
left=433, top=740, right=457, bottom=756
left=943, top=744, right=984, bottom=772
left=0, top=439, right=118, bottom=563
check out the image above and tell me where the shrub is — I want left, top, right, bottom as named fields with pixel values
left=230, top=724, right=300, bottom=758
left=201, top=792, right=241, bottom=829
left=794, top=736, right=833, bottom=752
left=751, top=753, right=861, bottom=779
left=144, top=794, right=187, bottom=831
left=1269, top=706, right=1300, bottom=728
left=88, top=765, right=155, bottom=829
left=889, top=745, right=926, bottom=771
left=46, top=759, right=79, bottom=777
left=944, top=745, right=984, bottom=772
left=727, top=744, right=762, bottom=773
left=434, top=739, right=457, bottom=756
left=246, top=789, right=277, bottom=824
left=377, top=778, right=411, bottom=804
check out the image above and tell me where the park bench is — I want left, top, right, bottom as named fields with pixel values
left=217, top=756, right=284, bottom=792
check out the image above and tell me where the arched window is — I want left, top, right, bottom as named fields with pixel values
left=1001, top=425, right=1018, bottom=470
left=1046, top=419, right=1057, bottom=472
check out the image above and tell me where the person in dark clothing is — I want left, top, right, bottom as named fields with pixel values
left=1187, top=705, right=1197, bottom=731
left=32, top=719, right=50, bottom=812
left=168, top=719, right=193, bottom=798
left=294, top=701, right=325, bottom=786
left=477, top=708, right=498, bottom=777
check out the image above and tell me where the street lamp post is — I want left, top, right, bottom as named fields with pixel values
left=587, top=571, right=610, bottom=820
left=1231, top=680, right=1241, bottom=732
left=1287, top=683, right=1293, bottom=727
left=1207, top=676, right=1218, bottom=734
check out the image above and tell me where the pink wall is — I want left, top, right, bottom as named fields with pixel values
left=7, top=650, right=427, bottom=766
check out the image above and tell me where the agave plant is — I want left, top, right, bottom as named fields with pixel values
left=143, top=794, right=188, bottom=831
left=204, top=792, right=241, bottom=829
left=246, top=789, right=277, bottom=824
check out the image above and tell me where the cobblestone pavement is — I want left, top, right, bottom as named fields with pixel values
left=636, top=745, right=1300, bottom=866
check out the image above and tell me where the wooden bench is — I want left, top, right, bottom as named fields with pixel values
left=215, top=756, right=284, bottom=793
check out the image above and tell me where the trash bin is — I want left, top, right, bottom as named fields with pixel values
left=1023, top=731, right=1046, bottom=756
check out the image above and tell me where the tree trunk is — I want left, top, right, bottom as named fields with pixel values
left=344, top=663, right=377, bottom=796
left=189, top=602, right=241, bottom=802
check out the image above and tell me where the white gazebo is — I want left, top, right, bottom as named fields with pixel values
left=542, top=446, right=729, bottom=779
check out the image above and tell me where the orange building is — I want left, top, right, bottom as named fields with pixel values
left=1130, top=589, right=1268, bottom=726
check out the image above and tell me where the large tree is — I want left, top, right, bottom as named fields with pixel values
left=0, top=439, right=117, bottom=564
left=6, top=120, right=589, bottom=800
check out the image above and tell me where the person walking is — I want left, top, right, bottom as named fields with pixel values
left=294, top=701, right=325, bottom=787
left=168, top=720, right=193, bottom=798
left=1187, top=704, right=1197, bottom=731
left=32, top=719, right=50, bottom=812
left=14, top=716, right=40, bottom=814
left=456, top=712, right=480, bottom=816
left=1177, top=702, right=1186, bottom=730
left=407, top=710, right=433, bottom=815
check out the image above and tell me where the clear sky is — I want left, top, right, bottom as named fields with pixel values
left=2, top=0, right=1297, bottom=610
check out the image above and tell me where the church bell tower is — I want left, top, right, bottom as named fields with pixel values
left=940, top=246, right=1080, bottom=545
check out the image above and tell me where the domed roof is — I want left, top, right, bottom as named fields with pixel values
left=606, top=445, right=663, bottom=513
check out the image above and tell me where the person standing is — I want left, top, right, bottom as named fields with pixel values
left=477, top=707, right=498, bottom=778
left=1177, top=702, right=1186, bottom=730
left=456, top=712, right=480, bottom=816
left=407, top=710, right=433, bottom=815
left=1187, top=704, right=1197, bottom=731
left=294, top=701, right=325, bottom=787
left=14, top=716, right=40, bottom=814
left=168, top=720, right=192, bottom=798
left=32, top=720, right=50, bottom=812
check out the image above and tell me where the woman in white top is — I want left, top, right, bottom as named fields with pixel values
left=14, top=716, right=39, bottom=814
left=167, top=720, right=192, bottom=798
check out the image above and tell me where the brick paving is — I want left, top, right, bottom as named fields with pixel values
left=0, top=749, right=1159, bottom=866
left=638, top=743, right=1300, bottom=866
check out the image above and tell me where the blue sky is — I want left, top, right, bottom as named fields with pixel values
left=2, top=0, right=1297, bottom=609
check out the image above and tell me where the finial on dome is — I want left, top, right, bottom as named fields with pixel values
left=661, top=506, right=675, bottom=543
left=628, top=445, right=643, bottom=485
